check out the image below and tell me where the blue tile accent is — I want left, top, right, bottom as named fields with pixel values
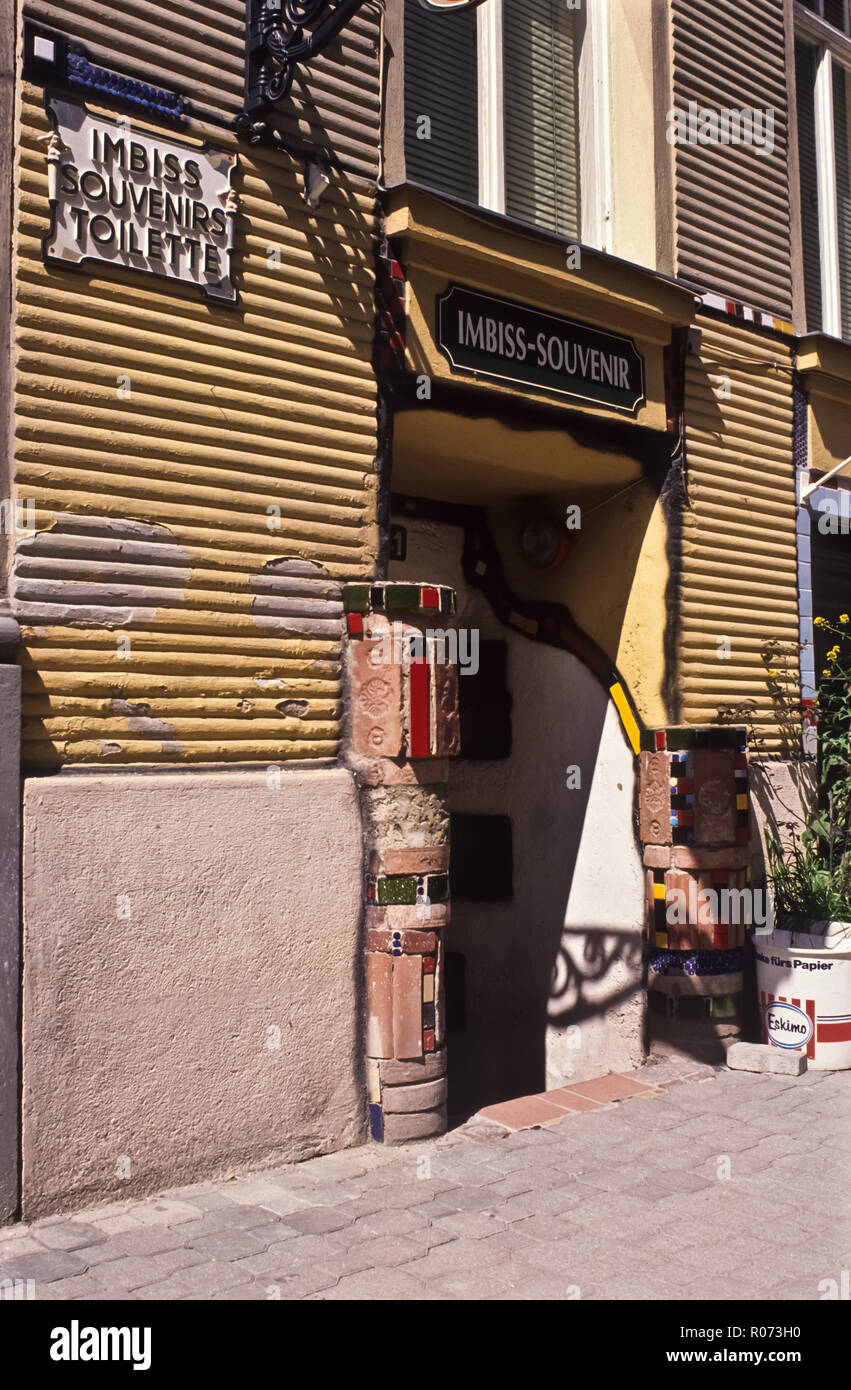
left=799, top=588, right=813, bottom=619
left=67, top=52, right=186, bottom=119
left=369, top=1104, right=384, bottom=1142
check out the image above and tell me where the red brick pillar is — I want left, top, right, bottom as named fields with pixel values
left=639, top=725, right=751, bottom=1049
left=343, top=582, right=460, bottom=1142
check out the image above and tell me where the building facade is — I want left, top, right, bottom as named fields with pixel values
left=0, top=0, right=846, bottom=1221
left=1, top=0, right=383, bottom=1221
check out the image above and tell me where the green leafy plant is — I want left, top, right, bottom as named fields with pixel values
left=719, top=616, right=851, bottom=924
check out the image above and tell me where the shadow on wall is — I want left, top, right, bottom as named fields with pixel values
left=390, top=514, right=646, bottom=1120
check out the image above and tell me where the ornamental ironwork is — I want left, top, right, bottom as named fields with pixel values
left=239, top=0, right=369, bottom=139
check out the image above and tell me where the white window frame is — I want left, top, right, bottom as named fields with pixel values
left=797, top=0, right=851, bottom=334
left=474, top=0, right=611, bottom=248
left=800, top=0, right=851, bottom=33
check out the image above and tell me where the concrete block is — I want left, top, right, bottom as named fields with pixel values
left=432, top=660, right=460, bottom=757
left=392, top=954, right=423, bottom=1059
left=693, top=751, right=737, bottom=846
left=382, top=1106, right=447, bottom=1144
left=382, top=1077, right=448, bottom=1114
left=727, top=1043, right=807, bottom=1076
left=381, top=846, right=449, bottom=876
left=378, top=1052, right=446, bottom=1086
left=366, top=953, right=394, bottom=1059
left=0, top=664, right=20, bottom=1225
left=639, top=751, right=672, bottom=845
left=349, top=639, right=402, bottom=757
left=22, top=768, right=364, bottom=1219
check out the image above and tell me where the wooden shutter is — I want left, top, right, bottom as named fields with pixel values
left=502, top=0, right=580, bottom=239
left=797, top=41, right=823, bottom=332
left=676, top=316, right=798, bottom=752
left=824, top=0, right=848, bottom=31
left=834, top=61, right=851, bottom=337
left=671, top=0, right=793, bottom=317
left=403, top=0, right=479, bottom=203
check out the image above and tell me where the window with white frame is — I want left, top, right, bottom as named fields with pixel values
left=403, top=0, right=600, bottom=245
left=796, top=0, right=851, bottom=336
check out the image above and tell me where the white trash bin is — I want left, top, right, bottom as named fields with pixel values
left=755, top=921, right=851, bottom=1070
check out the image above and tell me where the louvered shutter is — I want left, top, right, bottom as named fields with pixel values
left=677, top=316, right=798, bottom=752
left=834, top=62, right=851, bottom=336
left=671, top=0, right=793, bottom=317
left=502, top=0, right=580, bottom=239
left=824, top=0, right=847, bottom=31
left=796, top=41, right=823, bottom=332
left=403, top=0, right=479, bottom=202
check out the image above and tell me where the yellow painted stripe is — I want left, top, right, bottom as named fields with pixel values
left=367, top=1060, right=381, bottom=1104
left=609, top=681, right=641, bottom=756
left=653, top=882, right=667, bottom=901
left=509, top=612, right=539, bottom=637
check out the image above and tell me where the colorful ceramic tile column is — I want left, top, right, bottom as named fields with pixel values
left=640, top=726, right=750, bottom=1044
left=344, top=582, right=460, bottom=1142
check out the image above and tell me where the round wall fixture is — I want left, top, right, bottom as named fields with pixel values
left=518, top=516, right=572, bottom=571
left=417, top=0, right=489, bottom=10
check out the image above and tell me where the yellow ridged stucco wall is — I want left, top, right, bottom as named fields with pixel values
left=13, top=87, right=378, bottom=766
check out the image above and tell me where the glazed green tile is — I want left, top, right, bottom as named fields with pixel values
left=666, top=728, right=698, bottom=752
left=384, top=584, right=421, bottom=611
left=377, top=875, right=417, bottom=906
left=426, top=873, right=449, bottom=903
left=343, top=584, right=370, bottom=614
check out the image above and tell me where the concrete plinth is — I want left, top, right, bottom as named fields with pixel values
left=22, top=767, right=364, bottom=1219
left=0, top=665, right=21, bottom=1224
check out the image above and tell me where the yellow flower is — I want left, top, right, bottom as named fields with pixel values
left=767, top=668, right=778, bottom=677
left=823, top=669, right=832, bottom=676
left=841, top=614, right=849, bottom=624
left=815, top=616, right=827, bottom=626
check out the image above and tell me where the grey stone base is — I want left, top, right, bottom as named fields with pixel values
left=727, top=1042, right=807, bottom=1076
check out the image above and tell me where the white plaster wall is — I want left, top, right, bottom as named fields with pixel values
left=22, top=768, right=364, bottom=1218
left=547, top=699, right=645, bottom=1088
left=391, top=515, right=645, bottom=1115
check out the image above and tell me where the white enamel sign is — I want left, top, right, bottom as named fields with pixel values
left=44, top=98, right=238, bottom=302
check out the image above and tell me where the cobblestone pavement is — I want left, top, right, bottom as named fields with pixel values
left=2, top=1061, right=849, bottom=1301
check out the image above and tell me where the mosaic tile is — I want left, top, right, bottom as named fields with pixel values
left=376, top=875, right=418, bottom=907
left=408, top=657, right=430, bottom=758
left=392, top=954, right=423, bottom=1059
left=426, top=873, right=449, bottom=904
left=649, top=947, right=744, bottom=977
left=384, top=584, right=420, bottom=611
left=343, top=584, right=370, bottom=614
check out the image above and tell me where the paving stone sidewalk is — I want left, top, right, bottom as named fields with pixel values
left=1, top=1061, right=849, bottom=1301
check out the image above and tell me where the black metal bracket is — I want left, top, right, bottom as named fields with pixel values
left=237, top=0, right=369, bottom=141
